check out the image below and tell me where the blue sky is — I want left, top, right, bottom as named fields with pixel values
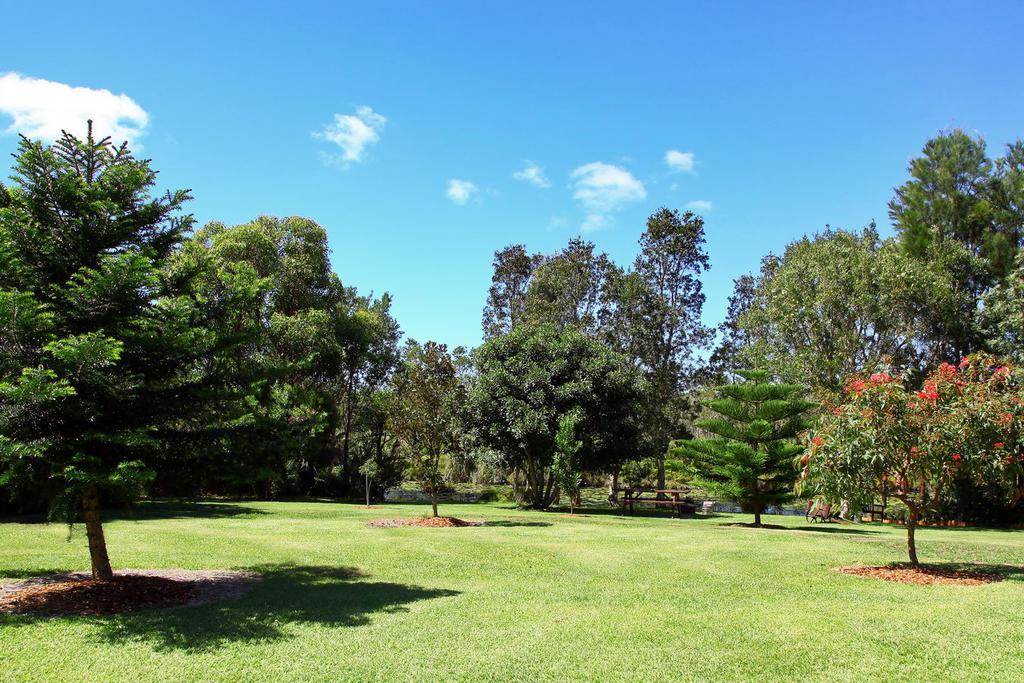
left=2, top=1, right=1023, bottom=350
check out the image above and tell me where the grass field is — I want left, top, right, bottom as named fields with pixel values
left=1, top=500, right=1023, bottom=682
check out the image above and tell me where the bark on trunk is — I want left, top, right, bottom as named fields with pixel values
left=753, top=508, right=762, bottom=528
left=907, top=508, right=920, bottom=567
left=82, top=486, right=113, bottom=581
left=430, top=488, right=439, bottom=518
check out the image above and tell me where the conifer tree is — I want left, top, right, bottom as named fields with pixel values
left=672, top=370, right=812, bottom=526
left=0, top=124, right=204, bottom=579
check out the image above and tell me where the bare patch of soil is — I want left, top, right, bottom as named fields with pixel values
left=0, top=569, right=260, bottom=616
left=837, top=564, right=1002, bottom=586
left=368, top=517, right=484, bottom=528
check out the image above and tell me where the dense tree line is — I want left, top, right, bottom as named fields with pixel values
left=3, top=124, right=1024, bottom=576
left=481, top=208, right=711, bottom=495
left=721, top=130, right=1024, bottom=392
left=713, top=129, right=1024, bottom=524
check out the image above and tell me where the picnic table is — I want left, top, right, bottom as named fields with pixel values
left=861, top=502, right=887, bottom=522
left=612, top=488, right=697, bottom=517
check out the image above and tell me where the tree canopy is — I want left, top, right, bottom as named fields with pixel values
left=471, top=323, right=645, bottom=509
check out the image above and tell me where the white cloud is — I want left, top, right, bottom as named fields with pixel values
left=570, top=161, right=646, bottom=231
left=513, top=160, right=550, bottom=188
left=686, top=199, right=713, bottom=212
left=0, top=72, right=149, bottom=145
left=447, top=179, right=477, bottom=205
left=314, top=105, right=386, bottom=166
left=665, top=149, right=696, bottom=173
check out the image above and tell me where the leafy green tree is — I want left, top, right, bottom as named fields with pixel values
left=673, top=370, right=812, bottom=527
left=705, top=272, right=758, bottom=384
left=392, top=341, right=464, bottom=517
left=889, top=130, right=1024, bottom=359
left=552, top=413, right=583, bottom=514
left=735, top=227, right=961, bottom=392
left=178, top=217, right=345, bottom=494
left=980, top=251, right=1024, bottom=364
left=0, top=125, right=205, bottom=579
left=605, top=208, right=711, bottom=489
left=471, top=324, right=645, bottom=509
left=522, top=237, right=614, bottom=337
left=482, top=244, right=542, bottom=339
left=178, top=217, right=400, bottom=496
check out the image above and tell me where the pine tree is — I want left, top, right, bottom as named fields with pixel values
left=672, top=370, right=812, bottom=527
left=0, top=123, right=204, bottom=579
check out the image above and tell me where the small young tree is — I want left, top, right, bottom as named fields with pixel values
left=391, top=341, right=464, bottom=517
left=804, top=355, right=1023, bottom=566
left=358, top=458, right=379, bottom=507
left=672, top=369, right=812, bottom=527
left=552, top=414, right=583, bottom=514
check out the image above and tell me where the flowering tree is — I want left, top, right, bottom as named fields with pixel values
left=802, top=355, right=1024, bottom=566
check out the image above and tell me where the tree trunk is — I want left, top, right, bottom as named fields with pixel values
left=81, top=486, right=114, bottom=581
left=608, top=468, right=619, bottom=501
left=657, top=455, right=667, bottom=494
left=907, top=508, right=920, bottom=567
left=753, top=508, right=762, bottom=528
left=365, top=473, right=371, bottom=507
left=430, top=489, right=439, bottom=518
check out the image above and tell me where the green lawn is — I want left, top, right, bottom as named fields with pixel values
left=1, top=500, right=1023, bottom=682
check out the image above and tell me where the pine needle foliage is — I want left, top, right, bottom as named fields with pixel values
left=672, top=369, right=813, bottom=526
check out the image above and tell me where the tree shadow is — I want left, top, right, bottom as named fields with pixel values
left=105, top=501, right=267, bottom=522
left=791, top=525, right=883, bottom=535
left=0, top=500, right=265, bottom=525
left=71, top=563, right=460, bottom=652
left=718, top=522, right=790, bottom=530
left=0, top=568, right=74, bottom=580
left=482, top=520, right=552, bottom=527
left=895, top=562, right=1024, bottom=582
left=560, top=506, right=686, bottom=519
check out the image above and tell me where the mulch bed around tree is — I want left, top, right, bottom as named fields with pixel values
left=837, top=564, right=1002, bottom=586
left=0, top=569, right=260, bottom=616
left=368, top=517, right=484, bottom=528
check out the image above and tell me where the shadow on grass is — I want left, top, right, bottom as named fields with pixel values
left=79, top=563, right=460, bottom=651
left=483, top=520, right=552, bottom=527
left=895, top=562, right=1024, bottom=582
left=790, top=525, right=883, bottom=535
left=0, top=568, right=74, bottom=580
left=719, top=522, right=790, bottom=530
left=106, top=501, right=267, bottom=522
left=0, top=500, right=265, bottom=526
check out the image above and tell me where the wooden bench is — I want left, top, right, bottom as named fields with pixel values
left=612, top=489, right=697, bottom=517
left=805, top=499, right=839, bottom=523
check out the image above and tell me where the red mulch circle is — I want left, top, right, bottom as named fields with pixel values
left=837, top=564, right=1002, bottom=586
left=368, top=517, right=484, bottom=528
left=0, top=575, right=193, bottom=615
left=0, top=569, right=260, bottom=616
